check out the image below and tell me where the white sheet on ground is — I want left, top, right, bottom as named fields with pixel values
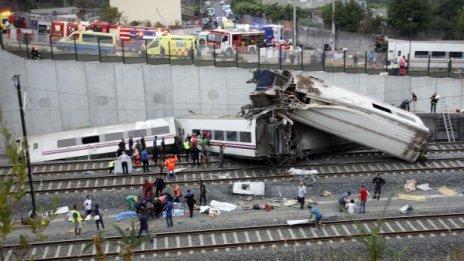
left=232, top=181, right=265, bottom=195
left=56, top=206, right=70, bottom=214
left=209, top=200, right=237, bottom=212
left=288, top=168, right=318, bottom=176
left=287, top=219, right=311, bottom=225
left=416, top=183, right=432, bottom=191
left=199, top=206, right=210, bottom=213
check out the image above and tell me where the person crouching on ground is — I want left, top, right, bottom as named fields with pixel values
left=308, top=205, right=324, bottom=228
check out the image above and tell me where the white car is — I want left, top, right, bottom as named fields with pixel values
left=207, top=7, right=215, bottom=17
left=220, top=0, right=225, bottom=4
left=222, top=4, right=230, bottom=11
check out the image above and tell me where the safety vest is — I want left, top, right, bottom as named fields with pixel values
left=108, top=161, right=115, bottom=168
left=173, top=187, right=182, bottom=197
left=183, top=140, right=190, bottom=150
left=71, top=210, right=82, bottom=223
left=166, top=158, right=176, bottom=171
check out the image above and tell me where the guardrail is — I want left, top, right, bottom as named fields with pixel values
left=2, top=32, right=463, bottom=78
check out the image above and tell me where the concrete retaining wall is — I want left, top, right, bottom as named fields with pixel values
left=2, top=48, right=464, bottom=159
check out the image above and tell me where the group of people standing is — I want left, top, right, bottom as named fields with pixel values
left=110, top=132, right=226, bottom=175
left=68, top=195, right=104, bottom=235
left=336, top=174, right=386, bottom=215
left=301, top=173, right=386, bottom=228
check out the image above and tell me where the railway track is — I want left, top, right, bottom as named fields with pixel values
left=3, top=213, right=464, bottom=260
left=0, top=142, right=463, bottom=176
left=12, top=157, right=464, bottom=194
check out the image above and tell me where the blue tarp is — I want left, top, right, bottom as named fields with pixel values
left=112, top=211, right=137, bottom=221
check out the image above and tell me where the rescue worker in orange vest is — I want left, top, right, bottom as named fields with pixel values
left=173, top=184, right=182, bottom=203
left=157, top=193, right=166, bottom=205
left=164, top=156, right=177, bottom=179
left=132, top=147, right=141, bottom=166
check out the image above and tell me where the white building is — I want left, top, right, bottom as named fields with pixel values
left=110, top=0, right=181, bottom=26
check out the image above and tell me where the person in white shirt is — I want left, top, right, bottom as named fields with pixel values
left=118, top=151, right=132, bottom=174
left=346, top=199, right=356, bottom=214
left=83, top=194, right=92, bottom=217
left=297, top=182, right=307, bottom=210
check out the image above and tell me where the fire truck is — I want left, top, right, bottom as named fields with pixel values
left=51, top=20, right=79, bottom=39
left=206, top=29, right=265, bottom=57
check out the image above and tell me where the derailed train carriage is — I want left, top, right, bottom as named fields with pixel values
left=175, top=114, right=351, bottom=160
left=246, top=69, right=431, bottom=162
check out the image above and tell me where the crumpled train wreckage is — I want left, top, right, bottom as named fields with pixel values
left=241, top=69, right=430, bottom=163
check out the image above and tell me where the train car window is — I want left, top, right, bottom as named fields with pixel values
left=202, top=130, right=212, bottom=138
left=33, top=143, right=39, bottom=150
left=396, top=51, right=401, bottom=57
left=192, top=129, right=201, bottom=136
left=414, top=51, right=428, bottom=58
left=129, top=129, right=147, bottom=138
left=57, top=138, right=77, bottom=148
left=151, top=126, right=169, bottom=135
left=105, top=132, right=124, bottom=142
left=239, top=132, right=252, bottom=143
left=431, top=51, right=446, bottom=58
left=213, top=130, right=224, bottom=140
left=226, top=131, right=238, bottom=142
left=82, top=135, right=100, bottom=144
left=450, top=52, right=463, bottom=59
left=372, top=104, right=391, bottom=114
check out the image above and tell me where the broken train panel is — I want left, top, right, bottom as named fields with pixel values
left=245, top=69, right=431, bottom=162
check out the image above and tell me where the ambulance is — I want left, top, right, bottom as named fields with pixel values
left=1, top=11, right=12, bottom=32
left=55, top=30, right=116, bottom=55
left=146, top=35, right=196, bottom=58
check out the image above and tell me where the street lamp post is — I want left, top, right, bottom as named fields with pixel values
left=11, top=74, right=36, bottom=218
left=293, top=0, right=296, bottom=45
left=407, top=17, right=413, bottom=75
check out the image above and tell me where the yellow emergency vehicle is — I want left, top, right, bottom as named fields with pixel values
left=1, top=11, right=12, bottom=32
left=146, top=35, right=196, bottom=58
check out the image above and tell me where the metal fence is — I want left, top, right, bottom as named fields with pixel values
left=1, top=32, right=463, bottom=79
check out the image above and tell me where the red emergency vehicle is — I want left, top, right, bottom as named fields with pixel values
left=51, top=21, right=79, bottom=39
left=206, top=29, right=265, bottom=57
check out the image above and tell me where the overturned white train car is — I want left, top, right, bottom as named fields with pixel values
left=247, top=70, right=430, bottom=162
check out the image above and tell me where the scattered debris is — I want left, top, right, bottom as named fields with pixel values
left=399, top=205, right=414, bottom=214
left=56, top=206, right=70, bottom=214
left=241, top=196, right=253, bottom=201
left=437, top=186, right=458, bottom=196
left=163, top=209, right=184, bottom=217
left=83, top=171, right=97, bottom=175
left=232, top=182, right=265, bottom=195
left=398, top=194, right=426, bottom=201
left=403, top=179, right=417, bottom=192
left=264, top=203, right=273, bottom=212
left=320, top=190, right=332, bottom=197
left=416, top=183, right=432, bottom=191
left=283, top=198, right=298, bottom=207
left=199, top=206, right=210, bottom=213
left=208, top=209, right=221, bottom=217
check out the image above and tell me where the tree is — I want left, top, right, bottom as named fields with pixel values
left=0, top=110, right=57, bottom=261
left=99, top=5, right=123, bottom=24
left=387, top=0, right=432, bottom=36
left=457, top=7, right=464, bottom=33
left=321, top=0, right=365, bottom=32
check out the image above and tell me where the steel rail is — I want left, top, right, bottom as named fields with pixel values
left=4, top=213, right=464, bottom=260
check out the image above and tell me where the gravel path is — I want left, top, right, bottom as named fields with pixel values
left=5, top=154, right=464, bottom=260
